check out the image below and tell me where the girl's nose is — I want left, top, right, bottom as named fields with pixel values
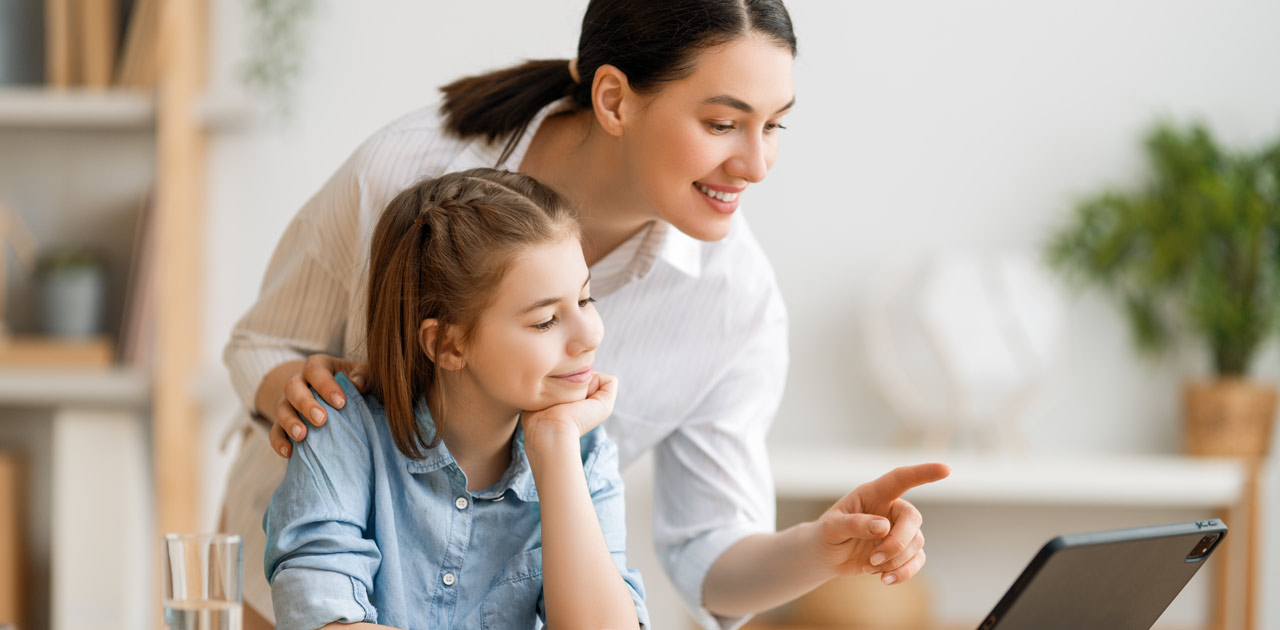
left=567, top=310, right=603, bottom=356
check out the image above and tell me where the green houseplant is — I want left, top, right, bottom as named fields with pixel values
left=1047, top=121, right=1280, bottom=457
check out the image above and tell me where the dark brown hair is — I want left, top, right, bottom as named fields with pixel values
left=440, top=0, right=797, bottom=165
left=366, top=168, right=579, bottom=459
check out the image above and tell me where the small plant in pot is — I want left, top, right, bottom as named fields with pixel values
left=1047, top=121, right=1280, bottom=458
left=36, top=248, right=106, bottom=339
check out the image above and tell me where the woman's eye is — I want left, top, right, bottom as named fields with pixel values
left=578, top=297, right=596, bottom=308
left=708, top=122, right=735, bottom=134
left=533, top=316, right=557, bottom=331
left=765, top=122, right=788, bottom=133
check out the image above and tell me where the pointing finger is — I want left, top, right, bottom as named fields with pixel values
left=865, top=463, right=951, bottom=503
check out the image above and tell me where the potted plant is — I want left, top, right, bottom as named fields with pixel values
left=36, top=248, right=106, bottom=339
left=1047, top=121, right=1280, bottom=458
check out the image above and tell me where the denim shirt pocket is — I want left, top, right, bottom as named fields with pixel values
left=480, top=547, right=543, bottom=629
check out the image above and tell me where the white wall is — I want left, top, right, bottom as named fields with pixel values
left=203, top=1, right=1280, bottom=628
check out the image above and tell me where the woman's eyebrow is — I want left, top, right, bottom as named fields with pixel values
left=701, top=94, right=796, bottom=114
left=519, top=274, right=592, bottom=314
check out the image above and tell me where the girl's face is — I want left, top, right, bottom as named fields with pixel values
left=624, top=34, right=795, bottom=241
left=460, top=235, right=603, bottom=412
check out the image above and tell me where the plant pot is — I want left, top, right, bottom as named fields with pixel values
left=39, top=265, right=105, bottom=338
left=1183, top=379, right=1277, bottom=458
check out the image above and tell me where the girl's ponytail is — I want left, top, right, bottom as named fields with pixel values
left=366, top=169, right=580, bottom=460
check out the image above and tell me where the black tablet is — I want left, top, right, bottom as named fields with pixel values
left=978, top=519, right=1228, bottom=630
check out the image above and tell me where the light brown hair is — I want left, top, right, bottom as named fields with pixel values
left=366, top=168, right=580, bottom=459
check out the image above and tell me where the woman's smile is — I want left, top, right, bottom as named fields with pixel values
left=694, top=182, right=745, bottom=214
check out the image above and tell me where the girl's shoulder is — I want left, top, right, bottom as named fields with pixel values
left=301, top=372, right=385, bottom=457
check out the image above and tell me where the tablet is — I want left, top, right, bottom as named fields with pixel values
left=977, top=519, right=1227, bottom=630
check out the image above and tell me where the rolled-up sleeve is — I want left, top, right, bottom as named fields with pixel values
left=583, top=429, right=651, bottom=629
left=653, top=286, right=788, bottom=630
left=264, top=380, right=381, bottom=630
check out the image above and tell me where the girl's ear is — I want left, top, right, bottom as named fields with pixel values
left=418, top=319, right=466, bottom=371
left=591, top=64, right=635, bottom=138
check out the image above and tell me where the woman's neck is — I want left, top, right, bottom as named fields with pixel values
left=519, top=109, right=656, bottom=266
left=428, top=378, right=520, bottom=492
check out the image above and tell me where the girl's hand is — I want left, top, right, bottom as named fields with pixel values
left=263, top=354, right=370, bottom=458
left=810, top=463, right=951, bottom=586
left=522, top=372, right=618, bottom=452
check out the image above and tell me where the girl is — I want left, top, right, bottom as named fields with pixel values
left=264, top=168, right=647, bottom=630
left=227, top=1, right=948, bottom=628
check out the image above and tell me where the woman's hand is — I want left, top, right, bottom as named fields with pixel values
left=521, top=372, right=618, bottom=453
left=811, top=463, right=951, bottom=586
left=256, top=354, right=370, bottom=458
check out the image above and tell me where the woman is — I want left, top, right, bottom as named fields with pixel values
left=224, top=1, right=949, bottom=628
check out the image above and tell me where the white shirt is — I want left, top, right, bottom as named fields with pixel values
left=223, top=98, right=789, bottom=630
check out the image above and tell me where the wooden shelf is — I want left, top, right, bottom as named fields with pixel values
left=769, top=446, right=1248, bottom=508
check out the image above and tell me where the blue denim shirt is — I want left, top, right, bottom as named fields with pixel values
left=264, top=374, right=648, bottom=630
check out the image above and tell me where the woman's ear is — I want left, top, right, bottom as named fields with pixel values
left=418, top=319, right=466, bottom=371
left=591, top=64, right=635, bottom=138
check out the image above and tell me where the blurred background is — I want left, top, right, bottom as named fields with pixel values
left=0, top=1, right=1278, bottom=629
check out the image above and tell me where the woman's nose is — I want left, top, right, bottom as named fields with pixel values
left=726, top=133, right=770, bottom=183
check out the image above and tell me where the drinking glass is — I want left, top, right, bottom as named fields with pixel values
left=161, top=533, right=243, bottom=630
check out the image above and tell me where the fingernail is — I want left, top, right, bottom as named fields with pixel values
left=871, top=520, right=889, bottom=535
left=278, top=446, right=290, bottom=458
left=331, top=394, right=345, bottom=408
left=310, top=408, right=324, bottom=424
left=883, top=574, right=897, bottom=585
left=862, top=565, right=877, bottom=575
left=291, top=425, right=303, bottom=440
left=352, top=375, right=367, bottom=389
left=871, top=553, right=887, bottom=565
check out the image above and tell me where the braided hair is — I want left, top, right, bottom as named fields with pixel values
left=366, top=168, right=580, bottom=459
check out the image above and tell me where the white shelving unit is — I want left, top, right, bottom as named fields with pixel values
left=0, top=11, right=220, bottom=627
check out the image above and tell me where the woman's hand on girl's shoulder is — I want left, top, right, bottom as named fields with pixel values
left=264, top=353, right=371, bottom=458
left=522, top=372, right=618, bottom=452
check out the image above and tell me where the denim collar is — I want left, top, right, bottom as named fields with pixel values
left=403, top=400, right=538, bottom=502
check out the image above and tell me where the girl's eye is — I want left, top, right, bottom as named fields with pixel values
left=578, top=296, right=596, bottom=308
left=533, top=316, right=557, bottom=331
left=765, top=122, right=788, bottom=133
left=708, top=122, right=735, bottom=134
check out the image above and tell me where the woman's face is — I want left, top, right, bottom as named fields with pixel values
left=624, top=34, right=795, bottom=241
left=460, top=235, right=603, bottom=412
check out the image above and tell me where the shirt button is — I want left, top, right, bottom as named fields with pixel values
left=442, top=572, right=456, bottom=586
left=454, top=496, right=469, bottom=510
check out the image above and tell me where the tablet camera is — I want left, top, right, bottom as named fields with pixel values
left=1185, top=533, right=1220, bottom=562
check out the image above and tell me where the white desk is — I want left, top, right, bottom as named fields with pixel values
left=769, top=447, right=1259, bottom=630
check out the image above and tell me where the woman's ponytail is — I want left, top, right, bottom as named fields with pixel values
left=436, top=1, right=796, bottom=166
left=439, top=60, right=579, bottom=166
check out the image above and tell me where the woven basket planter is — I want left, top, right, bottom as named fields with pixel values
left=1183, top=379, right=1277, bottom=458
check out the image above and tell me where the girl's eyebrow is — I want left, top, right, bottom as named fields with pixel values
left=701, top=94, right=796, bottom=115
left=518, top=274, right=592, bottom=314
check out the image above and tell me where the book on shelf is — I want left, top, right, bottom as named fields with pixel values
left=115, top=0, right=158, bottom=89
left=0, top=450, right=25, bottom=630
left=118, top=190, right=155, bottom=368
left=44, top=0, right=157, bottom=90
